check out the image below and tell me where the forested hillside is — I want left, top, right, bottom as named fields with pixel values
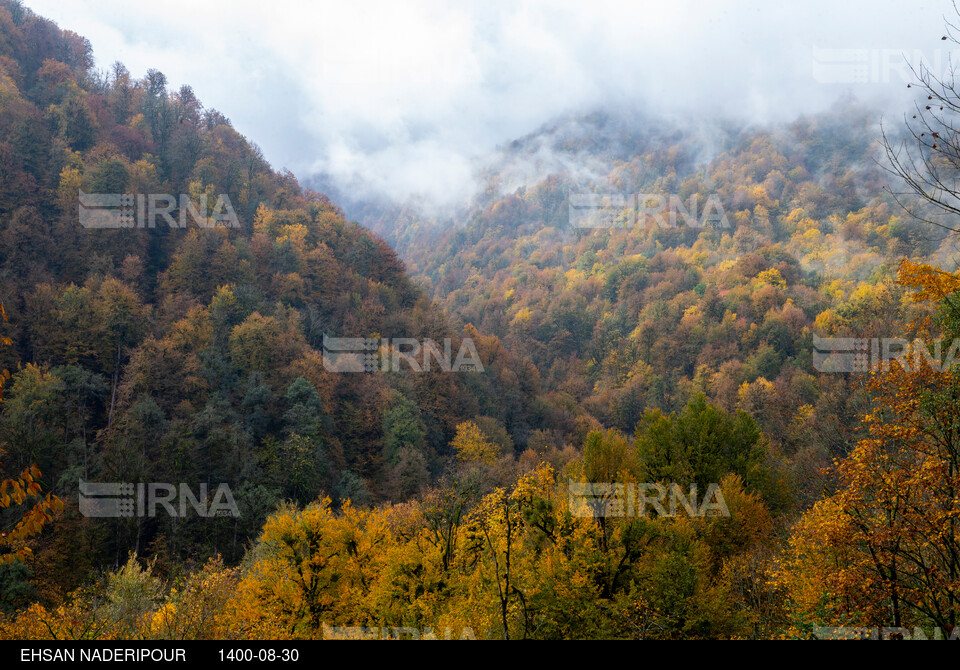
left=357, top=106, right=952, bottom=505
left=0, top=0, right=536, bottom=595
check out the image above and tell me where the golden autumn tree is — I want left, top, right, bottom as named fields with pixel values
left=451, top=421, right=501, bottom=466
left=457, top=464, right=559, bottom=640
left=0, top=301, right=63, bottom=565
left=462, top=486, right=526, bottom=639
left=778, top=260, right=960, bottom=637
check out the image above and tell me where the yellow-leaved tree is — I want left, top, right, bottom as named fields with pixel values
left=451, top=421, right=501, bottom=466
left=0, top=301, right=63, bottom=565
left=777, top=260, right=960, bottom=637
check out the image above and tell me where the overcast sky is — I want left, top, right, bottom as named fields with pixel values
left=21, top=0, right=960, bottom=206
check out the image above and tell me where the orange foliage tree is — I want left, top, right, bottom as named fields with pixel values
left=778, top=260, right=960, bottom=636
left=0, top=301, right=63, bottom=565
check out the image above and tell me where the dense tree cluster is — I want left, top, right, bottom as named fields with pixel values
left=0, top=0, right=536, bottom=598
left=366, top=105, right=948, bottom=505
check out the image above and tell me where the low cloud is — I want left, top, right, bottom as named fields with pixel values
left=23, top=0, right=960, bottom=207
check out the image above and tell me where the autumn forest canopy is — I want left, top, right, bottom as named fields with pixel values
left=3, top=0, right=960, bottom=641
